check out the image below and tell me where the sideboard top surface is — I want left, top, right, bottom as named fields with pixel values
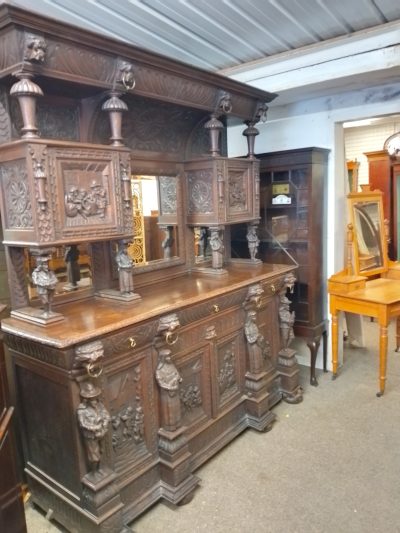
left=2, top=263, right=295, bottom=348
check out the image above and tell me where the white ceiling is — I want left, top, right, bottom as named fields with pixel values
left=4, top=0, right=400, bottom=72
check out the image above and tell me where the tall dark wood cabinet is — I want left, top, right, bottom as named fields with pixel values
left=0, top=6, right=303, bottom=533
left=365, top=149, right=400, bottom=260
left=257, top=148, right=329, bottom=385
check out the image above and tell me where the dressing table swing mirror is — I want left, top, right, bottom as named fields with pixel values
left=328, top=186, right=400, bottom=396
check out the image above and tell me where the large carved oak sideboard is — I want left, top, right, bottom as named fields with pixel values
left=0, top=5, right=303, bottom=532
left=2, top=265, right=300, bottom=532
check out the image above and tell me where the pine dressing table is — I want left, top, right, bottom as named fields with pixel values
left=328, top=187, right=400, bottom=396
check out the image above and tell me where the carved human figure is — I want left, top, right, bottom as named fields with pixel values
left=247, top=224, right=260, bottom=261
left=244, top=310, right=271, bottom=372
left=210, top=228, right=224, bottom=269
left=31, top=255, right=58, bottom=317
left=77, top=381, right=111, bottom=476
left=25, top=37, right=47, bottom=62
left=155, top=349, right=182, bottom=431
left=64, top=244, right=80, bottom=289
left=279, top=292, right=295, bottom=351
left=115, top=241, right=135, bottom=295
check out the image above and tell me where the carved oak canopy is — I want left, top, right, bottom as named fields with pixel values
left=0, top=4, right=276, bottom=147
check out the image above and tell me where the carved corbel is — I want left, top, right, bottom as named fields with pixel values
left=73, top=340, right=105, bottom=381
left=24, top=34, right=47, bottom=63
left=155, top=313, right=180, bottom=350
left=243, top=283, right=264, bottom=312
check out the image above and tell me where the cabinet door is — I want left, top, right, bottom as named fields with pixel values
left=211, top=331, right=245, bottom=415
left=106, top=347, right=158, bottom=475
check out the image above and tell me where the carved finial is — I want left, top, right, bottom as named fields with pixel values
left=101, top=91, right=128, bottom=146
left=10, top=72, right=43, bottom=138
left=242, top=120, right=259, bottom=158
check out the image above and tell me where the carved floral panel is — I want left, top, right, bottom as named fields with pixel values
left=0, top=159, right=33, bottom=228
left=187, top=170, right=214, bottom=214
left=159, top=176, right=177, bottom=215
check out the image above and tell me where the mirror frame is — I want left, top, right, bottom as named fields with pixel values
left=128, top=168, right=185, bottom=274
left=348, top=189, right=388, bottom=277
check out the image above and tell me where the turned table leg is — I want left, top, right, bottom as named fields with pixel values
left=377, top=323, right=388, bottom=397
left=331, top=312, right=338, bottom=379
left=396, top=317, right=400, bottom=352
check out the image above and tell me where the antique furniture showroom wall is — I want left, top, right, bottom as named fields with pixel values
left=0, top=6, right=303, bottom=532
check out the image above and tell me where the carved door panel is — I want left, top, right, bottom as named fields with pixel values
left=211, top=331, right=245, bottom=415
left=175, top=345, right=212, bottom=433
left=106, top=347, right=158, bottom=476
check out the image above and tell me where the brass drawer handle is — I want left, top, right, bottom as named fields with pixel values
left=213, top=304, right=220, bottom=313
left=166, top=331, right=178, bottom=345
left=86, top=361, right=103, bottom=379
left=128, top=337, right=137, bottom=349
left=270, top=284, right=276, bottom=294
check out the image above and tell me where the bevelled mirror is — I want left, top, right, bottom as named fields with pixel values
left=348, top=188, right=388, bottom=277
left=129, top=175, right=180, bottom=267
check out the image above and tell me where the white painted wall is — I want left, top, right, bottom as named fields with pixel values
left=227, top=85, right=400, bottom=371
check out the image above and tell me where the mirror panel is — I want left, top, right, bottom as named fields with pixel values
left=130, top=175, right=179, bottom=265
left=348, top=189, right=388, bottom=277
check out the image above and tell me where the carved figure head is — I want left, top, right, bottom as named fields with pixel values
left=75, top=340, right=104, bottom=366
left=158, top=313, right=180, bottom=333
left=80, top=381, right=101, bottom=399
left=25, top=37, right=47, bottom=62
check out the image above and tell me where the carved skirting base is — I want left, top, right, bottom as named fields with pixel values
left=229, top=258, right=263, bottom=267
left=26, top=468, right=126, bottom=533
left=11, top=306, right=64, bottom=326
left=277, top=348, right=303, bottom=404
left=96, top=289, right=142, bottom=303
left=158, top=426, right=199, bottom=503
left=245, top=368, right=277, bottom=431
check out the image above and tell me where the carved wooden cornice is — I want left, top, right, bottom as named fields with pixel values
left=0, top=5, right=277, bottom=120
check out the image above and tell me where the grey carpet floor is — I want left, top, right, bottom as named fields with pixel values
left=25, top=317, right=400, bottom=533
